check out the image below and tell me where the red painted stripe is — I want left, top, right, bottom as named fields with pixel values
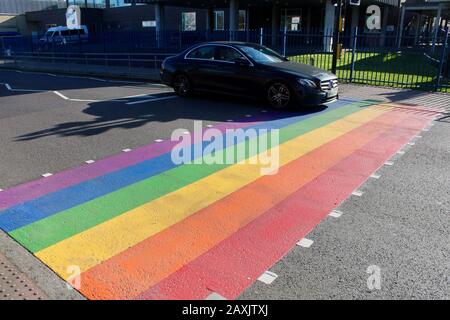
left=137, top=112, right=433, bottom=300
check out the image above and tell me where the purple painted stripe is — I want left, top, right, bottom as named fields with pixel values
left=0, top=116, right=270, bottom=210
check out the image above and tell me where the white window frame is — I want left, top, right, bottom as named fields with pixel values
left=214, top=11, right=225, bottom=31
left=182, top=12, right=197, bottom=31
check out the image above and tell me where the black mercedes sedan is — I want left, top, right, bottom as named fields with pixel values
left=160, top=42, right=339, bottom=109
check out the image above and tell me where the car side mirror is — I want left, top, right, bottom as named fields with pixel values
left=233, top=57, right=251, bottom=67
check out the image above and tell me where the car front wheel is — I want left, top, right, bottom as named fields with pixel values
left=173, top=74, right=192, bottom=97
left=267, top=82, right=292, bottom=109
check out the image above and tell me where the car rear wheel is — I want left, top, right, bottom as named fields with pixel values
left=173, top=74, right=192, bottom=97
left=267, top=82, right=291, bottom=109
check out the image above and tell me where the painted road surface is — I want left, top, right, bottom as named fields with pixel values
left=0, top=99, right=436, bottom=300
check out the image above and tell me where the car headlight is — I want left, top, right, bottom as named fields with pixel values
left=298, top=79, right=317, bottom=88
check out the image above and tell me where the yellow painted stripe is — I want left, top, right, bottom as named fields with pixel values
left=36, top=106, right=389, bottom=279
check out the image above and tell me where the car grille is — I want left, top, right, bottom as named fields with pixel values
left=320, top=79, right=338, bottom=91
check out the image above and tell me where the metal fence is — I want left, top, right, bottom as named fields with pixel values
left=1, top=28, right=449, bottom=92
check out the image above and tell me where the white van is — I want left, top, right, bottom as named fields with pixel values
left=40, top=25, right=89, bottom=44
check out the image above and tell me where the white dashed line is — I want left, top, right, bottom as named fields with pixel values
left=297, top=238, right=314, bottom=248
left=155, top=139, right=164, bottom=143
left=329, top=210, right=343, bottom=218
left=122, top=149, right=132, bottom=153
left=85, top=160, right=95, bottom=164
left=352, top=190, right=364, bottom=197
left=257, top=271, right=278, bottom=285
left=205, top=293, right=227, bottom=300
left=385, top=161, right=394, bottom=166
left=42, top=173, right=53, bottom=178
left=397, top=150, right=405, bottom=155
left=370, top=174, right=381, bottom=179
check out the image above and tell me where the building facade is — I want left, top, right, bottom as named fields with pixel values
left=19, top=0, right=401, bottom=35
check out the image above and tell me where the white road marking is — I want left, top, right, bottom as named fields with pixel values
left=352, top=190, right=364, bottom=197
left=154, top=139, right=164, bottom=143
left=122, top=149, right=132, bottom=153
left=42, top=173, right=53, bottom=178
left=385, top=161, right=394, bottom=166
left=329, top=210, right=343, bottom=218
left=126, top=96, right=177, bottom=105
left=68, top=98, right=101, bottom=103
left=122, top=94, right=155, bottom=99
left=297, top=238, right=314, bottom=248
left=408, top=142, right=416, bottom=146
left=257, top=271, right=278, bottom=285
left=85, top=160, right=95, bottom=164
left=205, top=293, right=227, bottom=300
left=370, top=174, right=381, bottom=179
left=1, top=83, right=43, bottom=92
left=53, top=91, right=69, bottom=100
left=397, top=150, right=405, bottom=155
left=206, top=124, right=214, bottom=128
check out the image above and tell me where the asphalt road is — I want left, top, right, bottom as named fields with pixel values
left=0, top=69, right=448, bottom=300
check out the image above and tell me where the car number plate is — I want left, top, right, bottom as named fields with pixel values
left=327, top=88, right=338, bottom=98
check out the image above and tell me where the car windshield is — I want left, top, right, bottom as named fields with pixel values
left=237, top=45, right=286, bottom=63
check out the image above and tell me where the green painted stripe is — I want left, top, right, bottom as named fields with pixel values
left=10, top=100, right=378, bottom=252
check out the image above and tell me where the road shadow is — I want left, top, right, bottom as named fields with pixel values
left=0, top=69, right=150, bottom=98
left=15, top=93, right=329, bottom=141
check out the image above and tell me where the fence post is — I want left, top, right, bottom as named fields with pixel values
left=436, top=27, right=449, bottom=92
left=282, top=26, right=287, bottom=57
left=349, top=27, right=358, bottom=83
left=259, top=28, right=264, bottom=46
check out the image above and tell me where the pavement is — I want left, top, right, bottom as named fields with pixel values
left=0, top=69, right=448, bottom=300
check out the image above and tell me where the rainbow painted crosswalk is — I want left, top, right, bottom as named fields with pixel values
left=0, top=99, right=435, bottom=300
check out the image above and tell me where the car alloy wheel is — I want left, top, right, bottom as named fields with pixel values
left=267, top=83, right=291, bottom=109
left=173, top=74, right=191, bottom=97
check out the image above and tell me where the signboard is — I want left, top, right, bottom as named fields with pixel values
left=66, top=5, right=81, bottom=30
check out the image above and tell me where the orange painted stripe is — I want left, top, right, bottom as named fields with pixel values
left=79, top=107, right=410, bottom=300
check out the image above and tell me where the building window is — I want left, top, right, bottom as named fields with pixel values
left=182, top=12, right=196, bottom=31
left=68, top=0, right=86, bottom=7
left=110, top=0, right=131, bottom=7
left=282, top=9, right=302, bottom=31
left=86, top=0, right=105, bottom=8
left=239, top=10, right=247, bottom=31
left=214, top=11, right=225, bottom=31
